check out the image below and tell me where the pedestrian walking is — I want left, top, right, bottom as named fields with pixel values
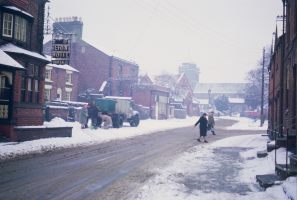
left=194, top=113, right=208, bottom=143
left=208, top=111, right=216, bottom=135
left=79, top=104, right=89, bottom=129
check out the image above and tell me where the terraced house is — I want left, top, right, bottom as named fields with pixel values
left=266, top=0, right=297, bottom=182
left=0, top=0, right=50, bottom=141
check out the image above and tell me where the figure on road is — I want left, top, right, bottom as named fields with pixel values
left=79, top=104, right=89, bottom=129
left=208, top=111, right=216, bottom=135
left=99, top=113, right=113, bottom=129
left=194, top=113, right=208, bottom=143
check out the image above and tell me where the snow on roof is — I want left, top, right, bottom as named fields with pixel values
left=3, top=6, right=33, bottom=18
left=198, top=99, right=209, bottom=105
left=105, top=96, right=132, bottom=100
left=228, top=98, right=245, bottom=104
left=47, top=63, right=79, bottom=72
left=99, top=81, right=107, bottom=92
left=0, top=49, right=24, bottom=69
left=194, top=83, right=246, bottom=94
left=0, top=43, right=49, bottom=62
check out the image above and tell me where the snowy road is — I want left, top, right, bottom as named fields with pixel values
left=0, top=119, right=264, bottom=200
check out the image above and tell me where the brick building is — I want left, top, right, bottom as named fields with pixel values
left=172, top=73, right=195, bottom=116
left=258, top=0, right=297, bottom=184
left=268, top=0, right=297, bottom=149
left=0, top=0, right=50, bottom=141
left=43, top=18, right=139, bottom=99
left=133, top=75, right=170, bottom=119
left=268, top=33, right=284, bottom=134
left=44, top=62, right=79, bottom=101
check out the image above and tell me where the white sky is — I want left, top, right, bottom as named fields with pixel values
left=47, top=0, right=282, bottom=83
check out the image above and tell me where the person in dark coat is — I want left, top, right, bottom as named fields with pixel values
left=89, top=103, right=99, bottom=128
left=194, top=113, right=209, bottom=143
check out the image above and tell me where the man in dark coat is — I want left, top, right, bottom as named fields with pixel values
left=194, top=113, right=208, bottom=143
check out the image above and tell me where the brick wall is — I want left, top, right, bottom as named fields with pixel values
left=13, top=105, right=43, bottom=126
left=110, top=57, right=139, bottom=96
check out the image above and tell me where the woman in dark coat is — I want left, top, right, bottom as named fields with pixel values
left=194, top=113, right=208, bottom=143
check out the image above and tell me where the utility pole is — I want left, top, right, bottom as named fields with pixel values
left=260, top=48, right=265, bottom=127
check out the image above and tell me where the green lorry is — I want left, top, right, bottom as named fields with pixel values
left=95, top=96, right=140, bottom=128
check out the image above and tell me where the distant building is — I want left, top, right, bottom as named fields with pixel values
left=179, top=62, right=200, bottom=89
left=133, top=75, right=170, bottom=119
left=194, top=83, right=246, bottom=113
left=43, top=18, right=139, bottom=99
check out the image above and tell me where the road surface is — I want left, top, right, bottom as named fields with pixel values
left=0, top=118, right=265, bottom=200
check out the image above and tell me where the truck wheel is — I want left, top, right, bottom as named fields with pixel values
left=130, top=115, right=140, bottom=127
left=112, top=114, right=120, bottom=128
left=119, top=117, right=124, bottom=127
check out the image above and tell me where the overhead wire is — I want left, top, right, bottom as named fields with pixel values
left=132, top=0, right=262, bottom=57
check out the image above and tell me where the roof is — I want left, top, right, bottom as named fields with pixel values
left=0, top=49, right=24, bottom=69
left=105, top=96, right=132, bottom=100
left=112, top=56, right=138, bottom=67
left=194, top=83, right=246, bottom=94
left=3, top=6, right=33, bottom=18
left=47, top=63, right=79, bottom=72
left=228, top=98, right=245, bottom=104
left=99, top=81, right=107, bottom=92
left=0, top=43, right=49, bottom=62
left=197, top=99, right=209, bottom=105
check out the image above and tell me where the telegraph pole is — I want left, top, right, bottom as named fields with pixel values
left=260, top=48, right=265, bottom=127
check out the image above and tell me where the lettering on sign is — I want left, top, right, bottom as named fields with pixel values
left=51, top=38, right=71, bottom=65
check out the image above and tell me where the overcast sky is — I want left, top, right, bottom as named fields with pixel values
left=47, top=0, right=282, bottom=83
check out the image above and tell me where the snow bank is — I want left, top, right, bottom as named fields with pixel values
left=0, top=117, right=197, bottom=160
left=220, top=116, right=268, bottom=131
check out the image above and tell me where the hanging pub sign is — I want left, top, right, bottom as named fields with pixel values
left=51, top=35, right=71, bottom=65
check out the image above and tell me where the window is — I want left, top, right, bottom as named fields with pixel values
left=34, top=80, right=39, bottom=103
left=20, top=76, right=26, bottom=102
left=66, top=72, right=72, bottom=84
left=45, top=89, right=51, bottom=101
left=0, top=105, right=9, bottom=119
left=65, top=91, right=71, bottom=101
left=2, top=13, right=13, bottom=37
left=0, top=74, right=11, bottom=101
left=56, top=88, right=62, bottom=101
left=27, top=78, right=32, bottom=102
left=14, top=16, right=27, bottom=42
left=45, top=69, right=52, bottom=80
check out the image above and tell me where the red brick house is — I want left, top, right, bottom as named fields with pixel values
left=0, top=0, right=50, bottom=141
left=173, top=73, right=194, bottom=116
left=43, top=18, right=139, bottom=99
left=268, top=33, right=284, bottom=135
left=133, top=75, right=170, bottom=119
left=44, top=62, right=79, bottom=101
left=268, top=0, right=297, bottom=148
left=263, top=0, right=297, bottom=182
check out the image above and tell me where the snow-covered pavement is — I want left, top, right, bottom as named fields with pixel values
left=0, top=116, right=267, bottom=160
left=129, top=135, right=296, bottom=200
left=0, top=116, right=296, bottom=199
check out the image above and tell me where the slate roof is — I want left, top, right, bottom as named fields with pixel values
left=194, top=83, right=247, bottom=94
